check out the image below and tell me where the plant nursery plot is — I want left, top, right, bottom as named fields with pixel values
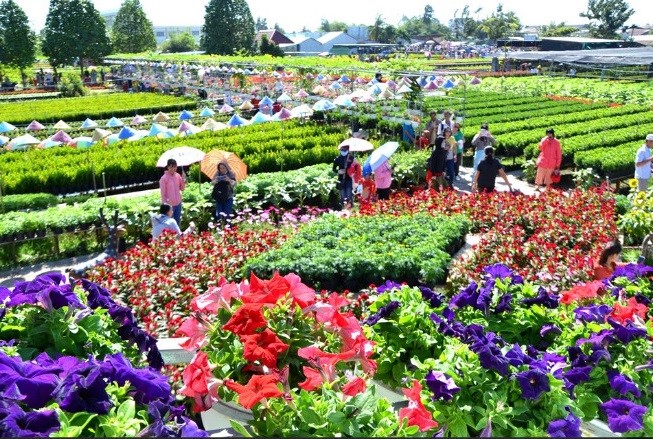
left=244, top=212, right=471, bottom=291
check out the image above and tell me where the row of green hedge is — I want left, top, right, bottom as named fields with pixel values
left=243, top=212, right=471, bottom=291
left=0, top=93, right=197, bottom=125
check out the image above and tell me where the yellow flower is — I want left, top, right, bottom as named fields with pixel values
left=628, top=178, right=638, bottom=189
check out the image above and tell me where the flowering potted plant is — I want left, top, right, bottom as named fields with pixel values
left=176, top=272, right=437, bottom=436
left=0, top=274, right=205, bottom=437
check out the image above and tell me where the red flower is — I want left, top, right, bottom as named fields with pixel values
left=192, top=278, right=242, bottom=313
left=399, top=379, right=438, bottom=432
left=180, top=351, right=221, bottom=412
left=305, top=292, right=350, bottom=329
left=222, top=303, right=267, bottom=335
left=560, top=281, right=604, bottom=304
left=610, top=297, right=648, bottom=325
left=242, top=272, right=290, bottom=305
left=342, top=376, right=367, bottom=396
left=298, top=366, right=326, bottom=391
left=225, top=374, right=283, bottom=409
left=240, top=328, right=290, bottom=368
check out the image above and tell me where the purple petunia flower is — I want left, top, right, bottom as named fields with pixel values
left=515, top=368, right=550, bottom=400
left=375, top=280, right=402, bottom=294
left=576, top=329, right=615, bottom=348
left=600, top=398, right=647, bottom=433
left=574, top=304, right=611, bottom=323
left=494, top=293, right=512, bottom=314
left=564, top=366, right=592, bottom=385
left=80, top=278, right=114, bottom=309
left=520, top=287, right=559, bottom=309
left=476, top=345, right=510, bottom=377
left=419, top=286, right=443, bottom=308
left=450, top=282, right=478, bottom=309
left=475, top=280, right=495, bottom=314
left=425, top=370, right=460, bottom=401
left=53, top=361, right=113, bottom=414
left=101, top=353, right=173, bottom=405
left=548, top=409, right=581, bottom=437
left=607, top=319, right=648, bottom=344
left=363, top=301, right=400, bottom=326
left=611, top=263, right=653, bottom=282
left=2, top=404, right=60, bottom=437
left=8, top=273, right=83, bottom=311
left=567, top=346, right=590, bottom=368
left=540, top=324, right=562, bottom=338
left=179, top=417, right=210, bottom=437
left=607, top=371, right=641, bottom=398
left=634, top=293, right=651, bottom=306
left=0, top=352, right=60, bottom=409
left=484, top=263, right=514, bottom=280
left=479, top=418, right=492, bottom=437
left=505, top=344, right=532, bottom=367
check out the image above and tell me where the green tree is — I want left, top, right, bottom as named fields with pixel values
left=160, top=32, right=198, bottom=53
left=540, top=22, right=578, bottom=37
left=422, top=4, right=433, bottom=25
left=112, top=0, right=156, bottom=53
left=255, top=17, right=267, bottom=31
left=0, top=0, right=36, bottom=87
left=319, top=19, right=348, bottom=32
left=259, top=34, right=285, bottom=57
left=397, top=14, right=451, bottom=40
left=580, top=0, right=634, bottom=39
left=201, top=0, right=255, bottom=55
left=478, top=4, right=521, bottom=41
left=451, top=5, right=481, bottom=40
left=42, top=0, right=111, bottom=76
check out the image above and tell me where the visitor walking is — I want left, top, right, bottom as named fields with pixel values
left=442, top=128, right=457, bottom=187
left=374, top=161, right=393, bottom=200
left=333, top=145, right=355, bottom=209
left=452, top=123, right=464, bottom=180
left=428, top=139, right=449, bottom=192
left=159, top=159, right=186, bottom=226
left=211, top=161, right=237, bottom=223
left=535, top=128, right=562, bottom=190
left=634, top=134, right=653, bottom=192
left=472, top=146, right=512, bottom=193
left=471, top=124, right=496, bottom=171
left=425, top=111, right=440, bottom=144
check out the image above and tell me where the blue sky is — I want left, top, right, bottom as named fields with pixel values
left=13, top=0, right=651, bottom=32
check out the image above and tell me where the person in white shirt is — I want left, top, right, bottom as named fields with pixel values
left=436, top=110, right=455, bottom=138
left=634, top=134, right=653, bottom=192
left=151, top=204, right=195, bottom=241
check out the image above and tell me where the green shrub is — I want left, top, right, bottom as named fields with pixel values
left=0, top=193, right=59, bottom=212
left=58, top=74, right=89, bottom=97
left=243, top=213, right=470, bottom=291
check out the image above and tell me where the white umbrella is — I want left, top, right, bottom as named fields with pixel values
left=290, top=104, right=314, bottom=118
left=339, top=137, right=374, bottom=152
left=156, top=146, right=206, bottom=168
left=277, top=92, right=292, bottom=102
left=366, top=141, right=399, bottom=171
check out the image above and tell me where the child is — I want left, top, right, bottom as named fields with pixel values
left=360, top=174, right=377, bottom=204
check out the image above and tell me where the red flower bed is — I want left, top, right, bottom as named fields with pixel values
left=359, top=188, right=617, bottom=289
left=86, top=227, right=288, bottom=338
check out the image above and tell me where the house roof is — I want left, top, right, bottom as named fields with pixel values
left=505, top=46, right=653, bottom=66
left=317, top=31, right=355, bottom=44
left=255, top=30, right=294, bottom=45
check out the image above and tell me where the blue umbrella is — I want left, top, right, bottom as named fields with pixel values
left=81, top=118, right=98, bottom=129
left=442, top=79, right=455, bottom=89
left=117, top=126, right=136, bottom=139
left=106, top=117, right=124, bottom=128
left=312, top=99, right=336, bottom=111
left=226, top=114, right=247, bottom=127
left=179, top=109, right=194, bottom=120
left=259, top=96, right=274, bottom=107
left=366, top=141, right=399, bottom=171
left=148, top=123, right=167, bottom=136
left=339, top=75, right=351, bottom=83
left=362, top=161, right=372, bottom=177
left=0, top=121, right=17, bottom=133
left=199, top=107, right=215, bottom=117
left=250, top=111, right=271, bottom=124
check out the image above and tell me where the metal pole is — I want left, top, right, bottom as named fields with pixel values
left=102, top=172, right=107, bottom=201
left=0, top=171, right=4, bottom=214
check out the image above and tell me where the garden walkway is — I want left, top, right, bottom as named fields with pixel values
left=0, top=166, right=537, bottom=287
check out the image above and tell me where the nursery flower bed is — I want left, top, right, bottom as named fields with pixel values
left=359, top=188, right=617, bottom=290
left=244, top=212, right=471, bottom=291
left=85, top=227, right=289, bottom=339
left=360, top=263, right=653, bottom=436
left=0, top=274, right=206, bottom=437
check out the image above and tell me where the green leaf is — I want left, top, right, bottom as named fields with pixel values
left=327, top=411, right=346, bottom=424
left=116, top=399, right=136, bottom=421
left=449, top=416, right=469, bottom=437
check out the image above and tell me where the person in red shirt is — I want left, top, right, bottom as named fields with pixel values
left=535, top=128, right=562, bottom=190
left=594, top=239, right=623, bottom=281
left=416, top=130, right=430, bottom=150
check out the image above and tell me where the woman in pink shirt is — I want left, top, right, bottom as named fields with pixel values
left=374, top=161, right=393, bottom=200
left=535, top=128, right=562, bottom=190
left=159, top=159, right=186, bottom=226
